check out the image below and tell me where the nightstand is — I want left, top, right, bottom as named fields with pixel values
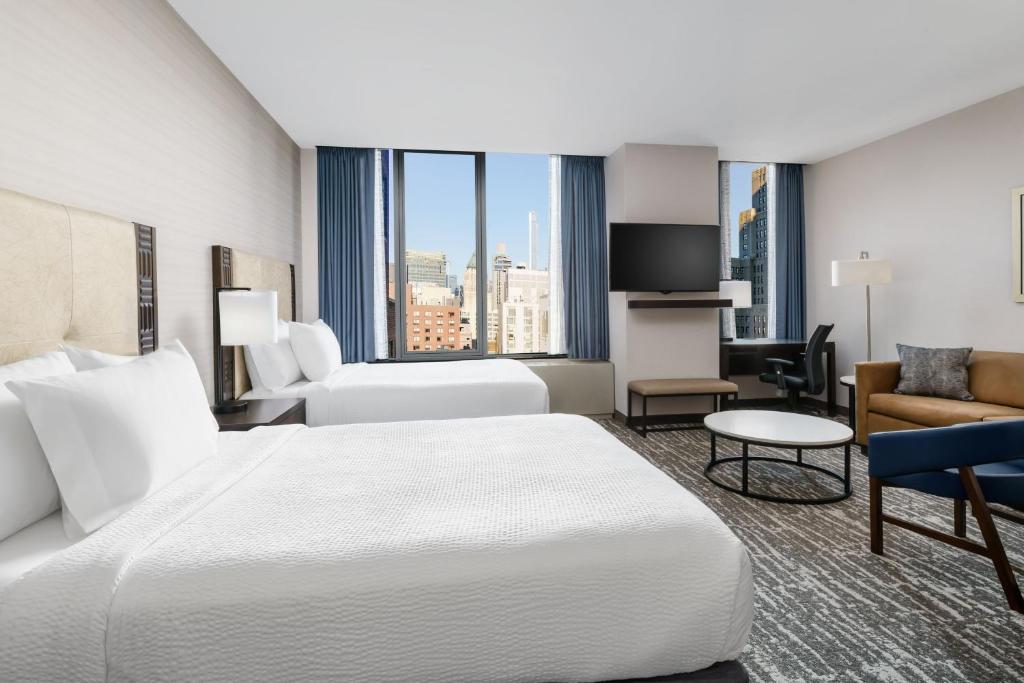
left=213, top=398, right=306, bottom=432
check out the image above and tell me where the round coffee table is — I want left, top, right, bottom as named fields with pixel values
left=703, top=410, right=854, bottom=504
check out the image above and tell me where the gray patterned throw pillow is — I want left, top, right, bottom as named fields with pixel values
left=894, top=344, right=974, bottom=400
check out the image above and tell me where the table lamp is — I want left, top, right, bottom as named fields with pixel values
left=213, top=288, right=278, bottom=413
left=831, top=252, right=892, bottom=361
left=719, top=279, right=752, bottom=342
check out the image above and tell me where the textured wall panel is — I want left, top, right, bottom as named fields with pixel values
left=0, top=0, right=301, bottom=397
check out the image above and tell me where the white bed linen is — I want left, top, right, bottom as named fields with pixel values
left=242, top=357, right=550, bottom=426
left=0, top=415, right=752, bottom=683
left=0, top=513, right=75, bottom=590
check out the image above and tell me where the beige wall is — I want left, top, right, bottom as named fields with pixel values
left=806, top=87, right=1024, bottom=406
left=606, top=144, right=722, bottom=416
left=0, top=0, right=300, bottom=396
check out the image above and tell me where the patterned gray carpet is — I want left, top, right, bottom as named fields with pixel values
left=595, top=417, right=1024, bottom=683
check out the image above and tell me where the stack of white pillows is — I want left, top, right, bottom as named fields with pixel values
left=244, top=319, right=343, bottom=390
left=0, top=319, right=341, bottom=544
left=1, top=341, right=216, bottom=541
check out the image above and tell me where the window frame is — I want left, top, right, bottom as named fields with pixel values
left=390, top=149, right=564, bottom=362
left=393, top=149, right=487, bottom=361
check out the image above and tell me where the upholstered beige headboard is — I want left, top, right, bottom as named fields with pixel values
left=211, top=245, right=295, bottom=400
left=0, top=188, right=157, bottom=365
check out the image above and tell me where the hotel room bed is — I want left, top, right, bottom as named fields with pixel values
left=214, top=245, right=550, bottom=425
left=0, top=414, right=753, bottom=682
left=241, top=356, right=550, bottom=425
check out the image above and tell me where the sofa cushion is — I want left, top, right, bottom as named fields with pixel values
left=869, top=393, right=1024, bottom=427
left=969, top=350, right=1024, bottom=409
left=894, top=344, right=973, bottom=400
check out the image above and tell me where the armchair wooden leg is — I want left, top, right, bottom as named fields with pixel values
left=953, top=498, right=967, bottom=538
left=958, top=467, right=1024, bottom=614
left=869, top=476, right=883, bottom=555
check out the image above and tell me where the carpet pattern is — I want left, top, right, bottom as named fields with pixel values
left=595, top=417, right=1024, bottom=683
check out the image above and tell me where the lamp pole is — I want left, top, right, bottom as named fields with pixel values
left=861, top=251, right=872, bottom=361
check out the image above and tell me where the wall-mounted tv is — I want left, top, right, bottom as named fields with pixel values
left=609, top=223, right=721, bottom=292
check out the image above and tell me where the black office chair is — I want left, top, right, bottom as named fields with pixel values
left=758, top=324, right=835, bottom=413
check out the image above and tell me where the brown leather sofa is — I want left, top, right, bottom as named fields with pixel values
left=854, top=351, right=1024, bottom=446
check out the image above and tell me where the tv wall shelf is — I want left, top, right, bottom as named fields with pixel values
left=627, top=299, right=732, bottom=309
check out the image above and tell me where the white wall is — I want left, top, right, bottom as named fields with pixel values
left=606, top=144, right=722, bottom=416
left=806, top=87, right=1024, bottom=406
left=300, top=148, right=319, bottom=322
left=0, top=0, right=300, bottom=396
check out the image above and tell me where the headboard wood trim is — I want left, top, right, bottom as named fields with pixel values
left=212, top=245, right=235, bottom=404
left=135, top=224, right=158, bottom=354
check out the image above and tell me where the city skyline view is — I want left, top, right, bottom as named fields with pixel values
left=392, top=151, right=555, bottom=355
left=399, top=152, right=551, bottom=287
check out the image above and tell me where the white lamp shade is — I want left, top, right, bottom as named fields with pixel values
left=218, top=290, right=278, bottom=345
left=719, top=279, right=752, bottom=308
left=831, top=258, right=892, bottom=286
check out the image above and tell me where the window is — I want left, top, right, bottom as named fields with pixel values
left=720, top=162, right=776, bottom=340
left=385, top=150, right=560, bottom=359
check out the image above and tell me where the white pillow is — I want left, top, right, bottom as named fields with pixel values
left=243, top=320, right=303, bottom=391
left=288, top=319, right=342, bottom=381
left=0, top=352, right=75, bottom=541
left=6, top=340, right=218, bottom=539
left=60, top=344, right=136, bottom=371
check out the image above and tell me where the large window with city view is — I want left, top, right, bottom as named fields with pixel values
left=386, top=150, right=557, bottom=359
left=722, top=162, right=775, bottom=339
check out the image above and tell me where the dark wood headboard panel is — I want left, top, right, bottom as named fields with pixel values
left=211, top=245, right=296, bottom=403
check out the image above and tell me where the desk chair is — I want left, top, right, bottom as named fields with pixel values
left=868, top=420, right=1024, bottom=612
left=758, top=323, right=834, bottom=412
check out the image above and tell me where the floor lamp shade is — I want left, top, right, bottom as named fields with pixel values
left=831, top=258, right=892, bottom=286
left=831, top=253, right=892, bottom=361
left=218, top=290, right=278, bottom=345
left=720, top=279, right=752, bottom=308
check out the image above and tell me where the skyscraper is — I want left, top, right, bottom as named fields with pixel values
left=406, top=250, right=448, bottom=288
left=730, top=166, right=770, bottom=338
left=527, top=210, right=539, bottom=270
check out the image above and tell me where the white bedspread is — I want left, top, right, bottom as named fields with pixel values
left=242, top=358, right=550, bottom=426
left=0, top=415, right=752, bottom=683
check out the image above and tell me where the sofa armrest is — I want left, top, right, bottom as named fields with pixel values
left=854, top=361, right=901, bottom=445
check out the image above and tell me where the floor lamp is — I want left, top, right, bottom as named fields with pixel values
left=831, top=252, right=892, bottom=361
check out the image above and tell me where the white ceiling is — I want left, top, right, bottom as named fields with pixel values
left=169, top=0, right=1024, bottom=162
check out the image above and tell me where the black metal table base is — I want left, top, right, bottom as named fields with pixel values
left=705, top=432, right=852, bottom=505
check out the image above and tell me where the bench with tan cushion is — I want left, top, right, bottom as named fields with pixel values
left=626, top=378, right=739, bottom=437
left=855, top=351, right=1024, bottom=446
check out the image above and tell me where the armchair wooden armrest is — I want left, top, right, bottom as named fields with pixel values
left=855, top=361, right=901, bottom=445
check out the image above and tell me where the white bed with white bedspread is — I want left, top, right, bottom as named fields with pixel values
left=242, top=357, right=551, bottom=426
left=0, top=414, right=752, bottom=682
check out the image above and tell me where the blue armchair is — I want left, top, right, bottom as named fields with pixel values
left=868, top=420, right=1024, bottom=613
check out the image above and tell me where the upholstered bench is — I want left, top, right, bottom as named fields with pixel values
left=626, top=378, right=739, bottom=437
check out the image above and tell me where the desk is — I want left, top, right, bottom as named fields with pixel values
left=719, top=338, right=837, bottom=416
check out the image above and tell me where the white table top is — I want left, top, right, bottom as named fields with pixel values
left=704, top=410, right=853, bottom=447
left=839, top=375, right=855, bottom=386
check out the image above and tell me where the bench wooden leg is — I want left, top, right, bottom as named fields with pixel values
left=642, top=395, right=648, bottom=438
left=627, top=390, right=633, bottom=430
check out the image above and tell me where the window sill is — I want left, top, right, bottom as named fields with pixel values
left=372, top=353, right=567, bottom=364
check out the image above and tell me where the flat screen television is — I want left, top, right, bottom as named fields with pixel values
left=609, top=223, right=721, bottom=292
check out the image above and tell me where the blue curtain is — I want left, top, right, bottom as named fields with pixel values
left=318, top=146, right=375, bottom=362
left=774, top=163, right=806, bottom=339
left=560, top=155, right=609, bottom=360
